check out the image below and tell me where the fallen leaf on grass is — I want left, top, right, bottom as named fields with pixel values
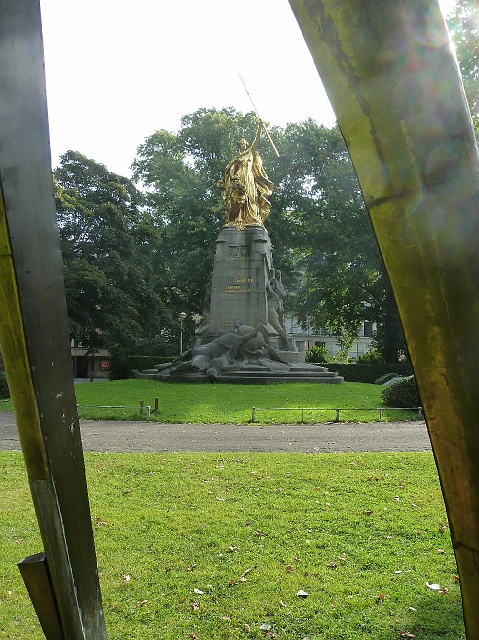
left=400, top=633, right=416, bottom=639
left=122, top=574, right=131, bottom=584
left=193, top=588, right=204, bottom=595
left=327, top=562, right=338, bottom=569
left=191, top=601, right=200, bottom=611
left=297, top=590, right=309, bottom=598
left=136, top=600, right=148, bottom=607
left=279, top=600, right=287, bottom=608
left=229, top=566, right=256, bottom=586
left=187, top=564, right=197, bottom=571
left=228, top=545, right=238, bottom=552
left=426, top=582, right=441, bottom=590
left=375, top=593, right=385, bottom=602
left=93, top=517, right=109, bottom=526
left=285, top=565, right=294, bottom=573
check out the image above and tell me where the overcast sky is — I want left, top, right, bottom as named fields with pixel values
left=40, top=0, right=456, bottom=178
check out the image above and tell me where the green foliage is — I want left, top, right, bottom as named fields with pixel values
left=447, top=0, right=479, bottom=128
left=0, top=371, right=9, bottom=399
left=330, top=363, right=413, bottom=383
left=382, top=375, right=421, bottom=408
left=375, top=372, right=401, bottom=385
left=356, top=348, right=384, bottom=364
left=126, top=355, right=173, bottom=373
left=132, top=108, right=271, bottom=314
left=1, top=451, right=464, bottom=639
left=55, top=151, right=175, bottom=356
left=305, top=343, right=330, bottom=364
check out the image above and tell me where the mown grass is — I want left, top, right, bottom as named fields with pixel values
left=0, top=379, right=419, bottom=423
left=1, top=450, right=463, bottom=639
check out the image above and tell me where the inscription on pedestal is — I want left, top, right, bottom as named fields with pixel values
left=229, top=245, right=250, bottom=258
left=225, top=285, right=252, bottom=293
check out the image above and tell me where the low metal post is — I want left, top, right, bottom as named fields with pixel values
left=335, top=408, right=340, bottom=422
left=301, top=408, right=304, bottom=423
left=146, top=405, right=151, bottom=421
left=252, top=406, right=256, bottom=422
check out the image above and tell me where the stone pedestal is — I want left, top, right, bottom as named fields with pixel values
left=196, top=225, right=280, bottom=347
left=139, top=224, right=344, bottom=384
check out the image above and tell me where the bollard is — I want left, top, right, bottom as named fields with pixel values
left=146, top=406, right=151, bottom=421
left=252, top=406, right=256, bottom=422
left=335, top=408, right=340, bottom=423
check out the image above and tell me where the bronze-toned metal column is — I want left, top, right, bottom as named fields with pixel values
left=289, top=0, right=479, bottom=636
left=0, top=0, right=106, bottom=637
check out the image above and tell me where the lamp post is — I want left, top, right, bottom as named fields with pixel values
left=179, top=312, right=187, bottom=354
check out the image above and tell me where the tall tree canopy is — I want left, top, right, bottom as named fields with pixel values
left=54, top=151, right=175, bottom=364
left=132, top=108, right=405, bottom=361
left=132, top=108, right=293, bottom=313
left=447, top=0, right=479, bottom=126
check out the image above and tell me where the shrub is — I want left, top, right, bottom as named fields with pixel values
left=375, top=372, right=400, bottom=385
left=328, top=363, right=413, bottom=383
left=306, top=344, right=330, bottom=364
left=127, top=355, right=173, bottom=373
left=381, top=375, right=421, bottom=408
left=0, top=371, right=9, bottom=399
left=356, top=348, right=384, bottom=364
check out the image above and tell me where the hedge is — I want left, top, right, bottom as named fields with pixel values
left=0, top=371, right=9, bottom=399
left=327, top=362, right=413, bottom=383
left=127, top=355, right=174, bottom=373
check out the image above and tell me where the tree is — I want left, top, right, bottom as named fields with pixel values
left=55, top=151, right=174, bottom=370
left=132, top=109, right=406, bottom=362
left=132, top=108, right=294, bottom=314
left=273, top=121, right=406, bottom=361
left=447, top=0, right=479, bottom=127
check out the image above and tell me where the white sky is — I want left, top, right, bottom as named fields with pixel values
left=40, top=0, right=456, bottom=178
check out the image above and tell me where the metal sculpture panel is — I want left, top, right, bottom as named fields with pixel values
left=289, top=0, right=479, bottom=635
left=0, top=0, right=106, bottom=636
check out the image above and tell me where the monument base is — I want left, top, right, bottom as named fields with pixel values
left=139, top=224, right=343, bottom=384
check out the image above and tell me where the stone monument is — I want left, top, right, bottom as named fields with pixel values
left=140, top=123, right=343, bottom=384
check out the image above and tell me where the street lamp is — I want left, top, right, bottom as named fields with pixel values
left=179, top=312, right=187, bottom=354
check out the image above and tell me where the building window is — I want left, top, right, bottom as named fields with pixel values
left=363, top=321, right=373, bottom=338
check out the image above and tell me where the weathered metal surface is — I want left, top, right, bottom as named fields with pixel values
left=288, top=0, right=479, bottom=635
left=0, top=0, right=106, bottom=637
left=18, top=553, right=64, bottom=640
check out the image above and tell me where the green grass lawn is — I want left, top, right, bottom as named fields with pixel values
left=0, top=379, right=419, bottom=423
left=1, top=451, right=463, bottom=639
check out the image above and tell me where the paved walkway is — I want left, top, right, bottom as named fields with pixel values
left=0, top=411, right=431, bottom=453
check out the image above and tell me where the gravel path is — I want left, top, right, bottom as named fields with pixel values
left=0, top=411, right=431, bottom=454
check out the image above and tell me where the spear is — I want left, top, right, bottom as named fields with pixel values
left=238, top=71, right=280, bottom=157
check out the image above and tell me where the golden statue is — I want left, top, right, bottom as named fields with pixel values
left=218, top=123, right=274, bottom=230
